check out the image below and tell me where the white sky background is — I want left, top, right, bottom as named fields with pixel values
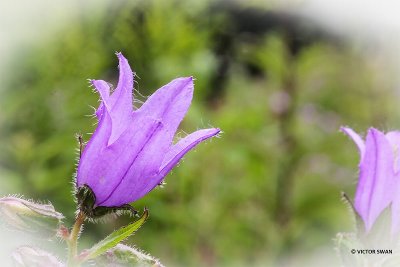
left=295, top=0, right=400, bottom=73
left=1, top=0, right=400, bottom=265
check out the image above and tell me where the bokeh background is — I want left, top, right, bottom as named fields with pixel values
left=1, top=0, right=400, bottom=266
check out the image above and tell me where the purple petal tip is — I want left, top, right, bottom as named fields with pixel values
left=182, top=76, right=193, bottom=82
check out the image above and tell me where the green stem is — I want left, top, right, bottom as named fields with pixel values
left=67, top=211, right=86, bottom=267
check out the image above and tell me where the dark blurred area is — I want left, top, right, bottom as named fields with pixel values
left=207, top=2, right=340, bottom=107
left=1, top=0, right=399, bottom=266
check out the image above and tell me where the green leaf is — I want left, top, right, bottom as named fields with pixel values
left=80, top=209, right=149, bottom=263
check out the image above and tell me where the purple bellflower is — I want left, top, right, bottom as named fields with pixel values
left=76, top=53, right=220, bottom=215
left=342, top=127, right=400, bottom=235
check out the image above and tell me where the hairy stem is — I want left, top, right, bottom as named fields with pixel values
left=67, top=211, right=86, bottom=267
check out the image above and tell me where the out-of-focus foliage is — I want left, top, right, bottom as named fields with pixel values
left=1, top=0, right=399, bottom=266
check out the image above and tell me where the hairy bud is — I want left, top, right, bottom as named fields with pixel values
left=0, top=196, right=63, bottom=237
left=12, top=246, right=64, bottom=267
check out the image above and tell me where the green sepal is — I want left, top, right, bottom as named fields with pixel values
left=76, top=185, right=138, bottom=219
left=341, top=192, right=365, bottom=236
left=76, top=185, right=96, bottom=217
left=78, top=208, right=149, bottom=263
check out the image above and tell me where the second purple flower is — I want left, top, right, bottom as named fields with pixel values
left=342, top=127, right=400, bottom=235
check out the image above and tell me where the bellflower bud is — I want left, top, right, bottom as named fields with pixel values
left=0, top=196, right=63, bottom=236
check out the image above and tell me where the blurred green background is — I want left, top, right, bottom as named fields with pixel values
left=1, top=0, right=399, bottom=266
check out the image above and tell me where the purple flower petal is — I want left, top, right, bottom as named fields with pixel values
left=97, top=77, right=194, bottom=206
left=385, top=131, right=400, bottom=173
left=98, top=110, right=170, bottom=205
left=355, top=128, right=395, bottom=232
left=100, top=128, right=220, bottom=206
left=391, top=172, right=400, bottom=234
left=341, top=127, right=365, bottom=159
left=94, top=54, right=134, bottom=145
left=159, top=128, right=221, bottom=178
left=92, top=80, right=111, bottom=107
left=107, top=53, right=135, bottom=144
left=138, top=77, right=193, bottom=145
left=387, top=131, right=400, bottom=234
left=110, top=53, right=134, bottom=109
left=77, top=81, right=113, bottom=187
left=98, top=126, right=167, bottom=206
left=94, top=80, right=111, bottom=118
left=78, top=111, right=163, bottom=205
